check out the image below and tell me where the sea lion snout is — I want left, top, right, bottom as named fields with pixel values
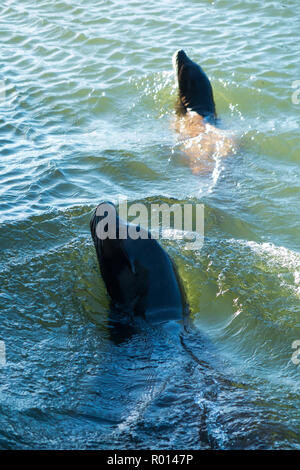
left=173, top=49, right=188, bottom=63
left=90, top=200, right=116, bottom=234
left=90, top=201, right=120, bottom=260
left=172, top=49, right=188, bottom=77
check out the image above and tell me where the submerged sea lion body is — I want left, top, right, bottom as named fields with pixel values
left=90, top=202, right=188, bottom=329
left=172, top=50, right=235, bottom=174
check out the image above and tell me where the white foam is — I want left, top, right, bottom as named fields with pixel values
left=230, top=239, right=300, bottom=297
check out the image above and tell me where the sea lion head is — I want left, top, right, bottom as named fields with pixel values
left=90, top=201, right=134, bottom=306
left=173, top=49, right=216, bottom=121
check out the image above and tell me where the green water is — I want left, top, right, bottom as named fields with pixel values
left=0, top=0, right=299, bottom=449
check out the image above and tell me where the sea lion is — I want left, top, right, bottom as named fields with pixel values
left=173, top=49, right=216, bottom=122
left=90, top=202, right=188, bottom=328
left=172, top=49, right=235, bottom=174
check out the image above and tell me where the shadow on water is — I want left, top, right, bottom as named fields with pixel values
left=80, top=308, right=299, bottom=450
